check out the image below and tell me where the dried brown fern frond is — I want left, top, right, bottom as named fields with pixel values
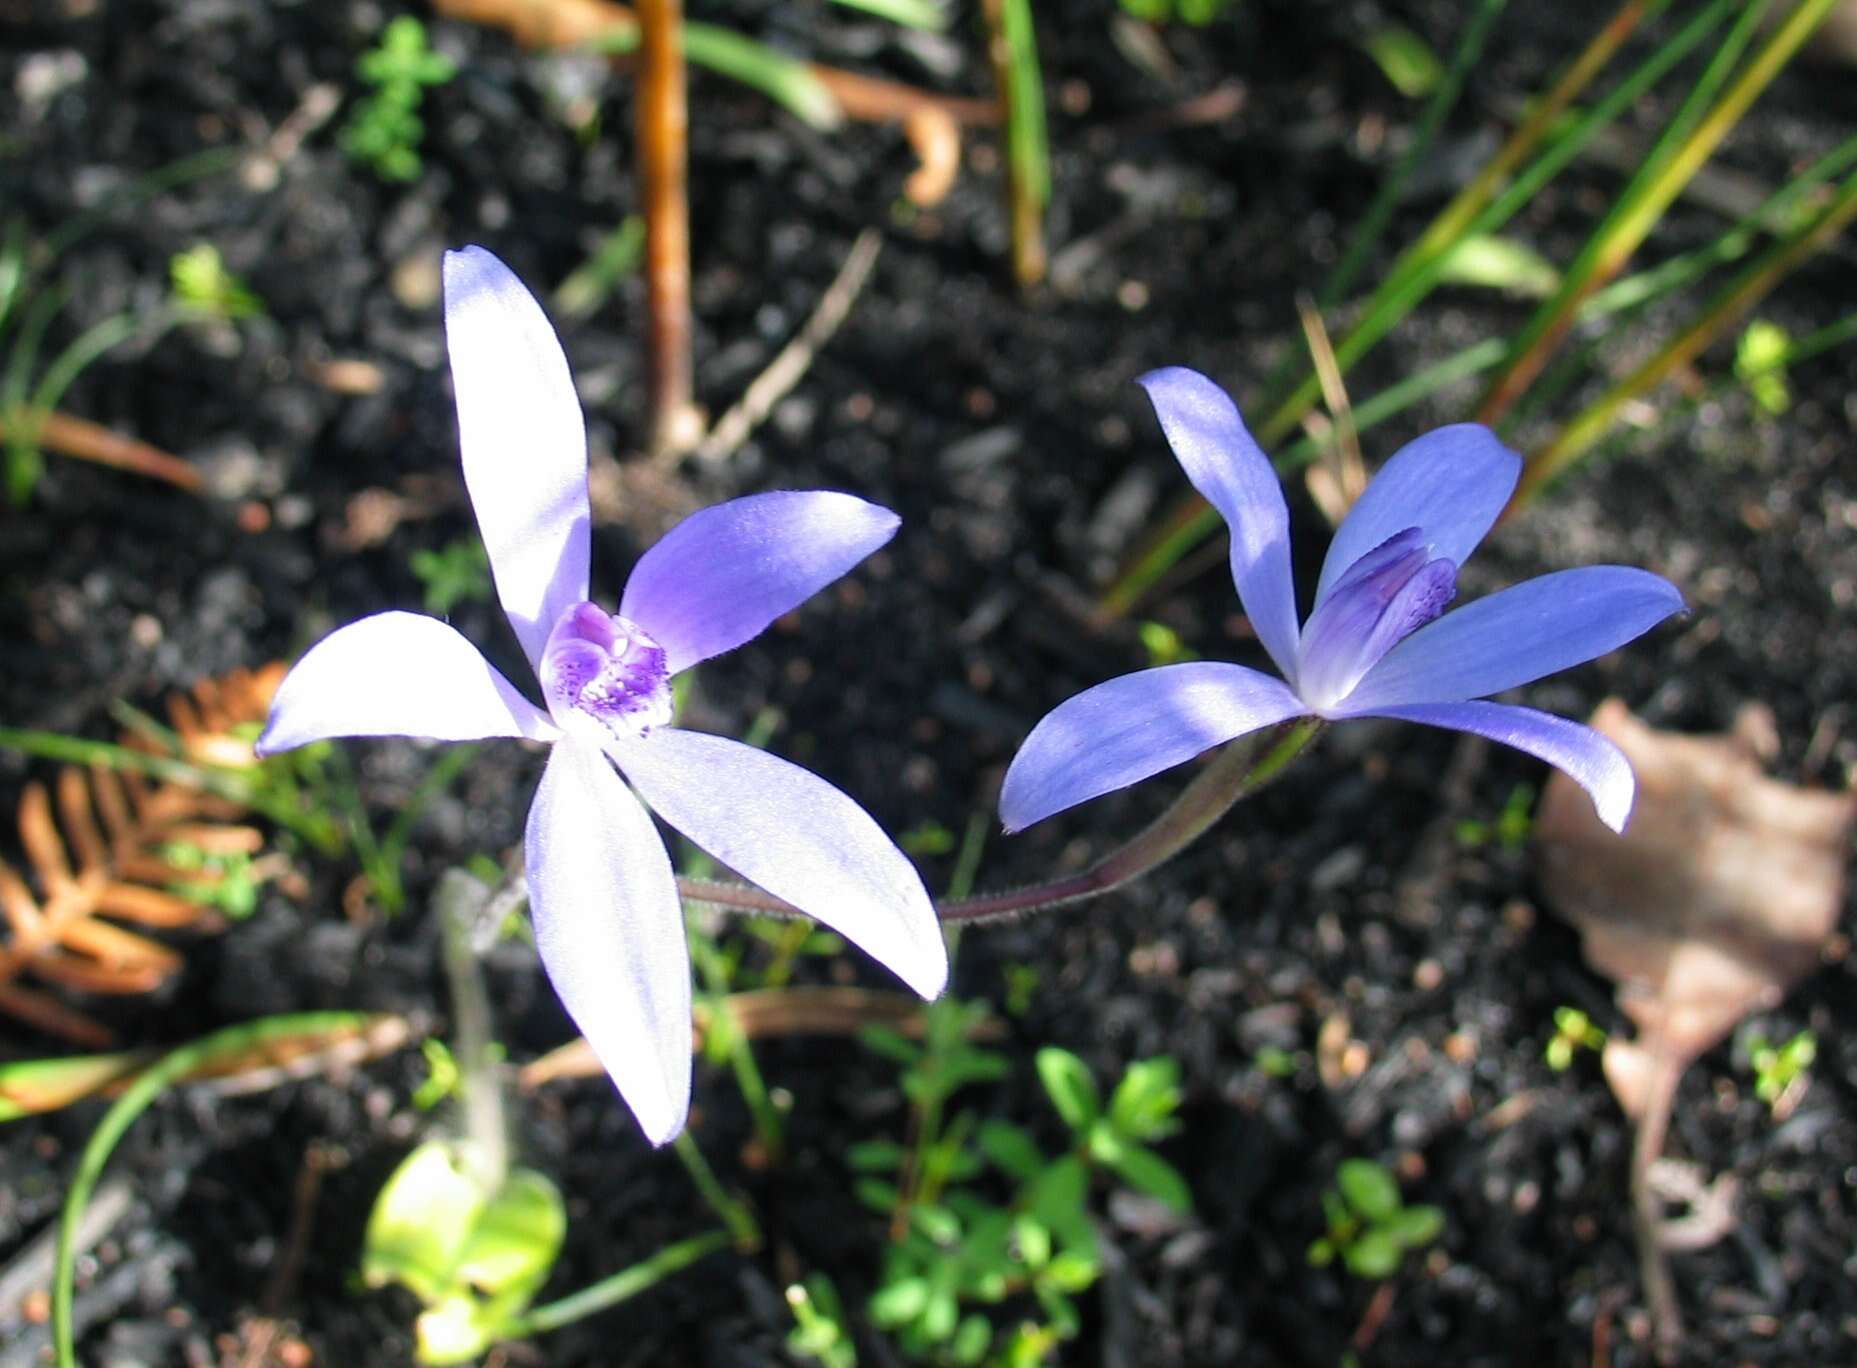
left=0, top=664, right=284, bottom=1047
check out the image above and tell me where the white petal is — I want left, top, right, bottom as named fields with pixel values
left=525, top=739, right=692, bottom=1145
left=611, top=729, right=947, bottom=1000
left=256, top=612, right=556, bottom=755
left=444, top=246, right=591, bottom=671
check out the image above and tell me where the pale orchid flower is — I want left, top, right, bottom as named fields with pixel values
left=258, top=246, right=946, bottom=1144
left=1002, top=367, right=1685, bottom=836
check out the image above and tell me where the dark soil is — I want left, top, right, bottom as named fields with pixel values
left=2, top=2, right=1855, bottom=1366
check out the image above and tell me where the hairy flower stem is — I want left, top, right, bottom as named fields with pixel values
left=436, top=869, right=509, bottom=1193
left=676, top=718, right=1324, bottom=924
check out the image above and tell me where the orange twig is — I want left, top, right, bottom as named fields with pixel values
left=0, top=408, right=200, bottom=491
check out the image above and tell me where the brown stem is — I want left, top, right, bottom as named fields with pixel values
left=0, top=409, right=200, bottom=491
left=676, top=719, right=1324, bottom=925
left=1629, top=1049, right=1686, bottom=1362
left=431, top=0, right=999, bottom=125
left=637, top=0, right=698, bottom=459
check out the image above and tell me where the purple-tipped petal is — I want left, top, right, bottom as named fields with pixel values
left=619, top=491, right=899, bottom=677
left=444, top=246, right=591, bottom=670
left=1355, top=701, right=1635, bottom=833
left=999, top=662, right=1307, bottom=832
left=1137, top=368, right=1302, bottom=679
left=255, top=611, right=557, bottom=756
left=611, top=729, right=946, bottom=998
left=1314, top=425, right=1519, bottom=609
left=525, top=738, right=690, bottom=1145
left=1295, top=534, right=1456, bottom=711
left=1341, top=567, right=1685, bottom=711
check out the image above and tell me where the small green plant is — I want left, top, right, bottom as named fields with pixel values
left=1454, top=782, right=1535, bottom=851
left=786, top=1275, right=859, bottom=1368
left=362, top=1138, right=568, bottom=1364
left=1544, top=1005, right=1607, bottom=1072
left=856, top=1015, right=1190, bottom=1362
left=409, top=537, right=493, bottom=616
left=341, top=16, right=457, bottom=182
left=1117, top=0, right=1233, bottom=25
left=1735, top=318, right=1792, bottom=415
left=159, top=841, right=261, bottom=919
left=168, top=243, right=263, bottom=321
left=1137, top=619, right=1197, bottom=667
left=1307, top=1158, right=1442, bottom=1279
left=1001, top=962, right=1040, bottom=1018
left=1746, top=1028, right=1816, bottom=1110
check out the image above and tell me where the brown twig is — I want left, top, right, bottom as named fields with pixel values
left=694, top=228, right=883, bottom=465
left=0, top=408, right=200, bottom=492
left=431, top=0, right=999, bottom=125
left=636, top=0, right=702, bottom=460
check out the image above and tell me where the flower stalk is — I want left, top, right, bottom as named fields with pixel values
left=676, top=718, right=1325, bottom=925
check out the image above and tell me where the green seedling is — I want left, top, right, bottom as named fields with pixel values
left=341, top=16, right=457, bottom=182
left=1545, top=1006, right=1607, bottom=1073
left=857, top=1024, right=1190, bottom=1362
left=1735, top=318, right=1792, bottom=415
left=1747, top=1029, right=1815, bottom=1110
left=1307, top=1158, right=1443, bottom=1279
left=413, top=1038, right=463, bottom=1111
left=1036, top=1047, right=1193, bottom=1214
left=1362, top=24, right=1444, bottom=98
left=1117, top=0, right=1232, bottom=25
left=1252, top=1045, right=1298, bottom=1079
left=409, top=537, right=493, bottom=615
left=786, top=1275, right=859, bottom=1368
left=1002, top=962, right=1040, bottom=1018
left=1137, top=620, right=1197, bottom=667
left=1454, top=782, right=1535, bottom=851
left=900, top=820, right=959, bottom=858
left=159, top=841, right=261, bottom=919
left=169, top=243, right=263, bottom=320
left=362, top=1139, right=568, bottom=1364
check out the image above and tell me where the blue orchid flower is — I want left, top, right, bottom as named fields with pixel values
left=257, top=246, right=946, bottom=1145
left=1001, top=367, right=1685, bottom=836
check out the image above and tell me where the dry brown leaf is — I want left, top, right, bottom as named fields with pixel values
left=1535, top=699, right=1851, bottom=1111
left=1534, top=698, right=1853, bottom=1358
left=0, top=665, right=286, bottom=1045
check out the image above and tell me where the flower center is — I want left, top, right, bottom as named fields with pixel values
left=1297, top=527, right=1456, bottom=712
left=540, top=601, right=674, bottom=741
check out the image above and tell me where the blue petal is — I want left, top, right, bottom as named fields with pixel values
left=525, top=738, right=691, bottom=1145
left=620, top=491, right=899, bottom=677
left=1313, top=424, right=1519, bottom=611
left=608, top=728, right=946, bottom=1000
left=444, top=247, right=591, bottom=672
left=1352, top=700, right=1635, bottom=833
left=1295, top=533, right=1455, bottom=711
left=1340, top=567, right=1685, bottom=710
left=1000, top=662, right=1307, bottom=832
left=256, top=611, right=557, bottom=755
left=1137, top=368, right=1302, bottom=680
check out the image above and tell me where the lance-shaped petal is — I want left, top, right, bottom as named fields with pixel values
left=255, top=611, right=557, bottom=755
left=1000, top=662, right=1306, bottom=832
left=611, top=728, right=947, bottom=999
left=525, top=738, right=691, bottom=1145
left=619, top=491, right=901, bottom=677
left=1313, top=425, right=1519, bottom=610
left=1341, top=567, right=1686, bottom=712
left=1138, top=368, right=1302, bottom=681
left=1354, top=701, right=1635, bottom=833
left=445, top=246, right=591, bottom=669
